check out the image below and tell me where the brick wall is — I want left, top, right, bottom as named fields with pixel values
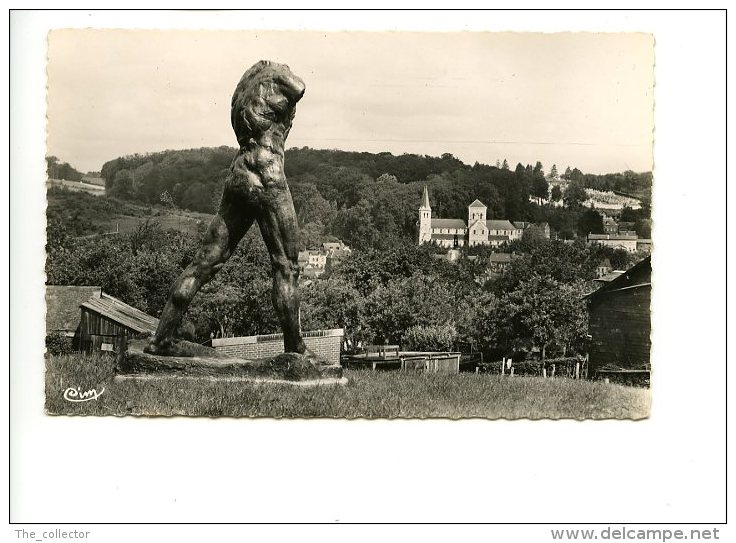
left=211, top=329, right=344, bottom=365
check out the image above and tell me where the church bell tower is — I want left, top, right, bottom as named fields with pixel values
left=418, top=185, right=432, bottom=245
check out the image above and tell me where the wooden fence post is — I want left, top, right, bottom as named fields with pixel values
left=501, top=358, right=505, bottom=375
left=551, top=364, right=556, bottom=378
left=575, top=362, right=580, bottom=379
left=510, top=367, right=514, bottom=377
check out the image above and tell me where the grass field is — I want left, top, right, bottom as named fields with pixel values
left=45, top=353, right=650, bottom=419
left=47, top=186, right=215, bottom=237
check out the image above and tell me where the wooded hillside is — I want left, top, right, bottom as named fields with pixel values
left=98, top=146, right=652, bottom=246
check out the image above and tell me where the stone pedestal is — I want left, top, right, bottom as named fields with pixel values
left=117, top=339, right=344, bottom=384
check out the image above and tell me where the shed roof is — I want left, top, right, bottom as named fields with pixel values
left=81, top=293, right=159, bottom=334
left=46, top=285, right=102, bottom=334
left=488, top=235, right=510, bottom=241
left=594, top=270, right=625, bottom=283
left=431, top=218, right=467, bottom=229
left=585, top=257, right=651, bottom=300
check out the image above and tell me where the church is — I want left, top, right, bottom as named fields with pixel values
left=418, top=186, right=524, bottom=248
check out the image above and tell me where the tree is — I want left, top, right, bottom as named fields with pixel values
left=290, top=182, right=335, bottom=225
left=300, top=277, right=367, bottom=346
left=501, top=159, right=509, bottom=170
left=109, top=169, right=133, bottom=199
left=532, top=174, right=549, bottom=201
left=550, top=164, right=559, bottom=179
left=563, top=166, right=572, bottom=180
left=563, top=181, right=587, bottom=208
left=550, top=184, right=563, bottom=202
left=578, top=208, right=604, bottom=236
left=493, top=240, right=599, bottom=293
left=521, top=225, right=547, bottom=244
left=180, top=182, right=212, bottom=212
left=533, top=161, right=545, bottom=179
left=329, top=199, right=379, bottom=250
left=401, top=323, right=458, bottom=351
left=363, top=273, right=459, bottom=344
left=568, top=168, right=584, bottom=182
left=160, top=190, right=176, bottom=208
left=490, top=275, right=588, bottom=359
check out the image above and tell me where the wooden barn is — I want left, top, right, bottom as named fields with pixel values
left=79, top=293, right=159, bottom=353
left=584, top=256, right=651, bottom=377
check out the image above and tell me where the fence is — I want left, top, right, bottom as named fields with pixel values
left=477, top=356, right=587, bottom=379
left=401, top=353, right=461, bottom=374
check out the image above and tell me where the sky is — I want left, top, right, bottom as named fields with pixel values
left=47, top=30, right=654, bottom=175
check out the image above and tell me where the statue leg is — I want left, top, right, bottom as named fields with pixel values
left=257, top=191, right=306, bottom=354
left=146, top=203, right=254, bottom=355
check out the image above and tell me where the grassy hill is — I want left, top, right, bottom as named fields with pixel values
left=47, top=185, right=213, bottom=238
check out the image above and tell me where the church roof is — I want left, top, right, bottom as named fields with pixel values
left=486, top=219, right=518, bottom=231
left=420, top=186, right=431, bottom=208
left=468, top=199, right=487, bottom=208
left=431, top=218, right=467, bottom=229
left=430, top=233, right=459, bottom=240
left=468, top=219, right=487, bottom=231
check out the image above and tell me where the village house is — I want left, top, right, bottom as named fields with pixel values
left=602, top=215, right=619, bottom=235
left=297, top=240, right=352, bottom=280
left=585, top=257, right=651, bottom=376
left=321, top=241, right=351, bottom=258
left=636, top=239, right=653, bottom=254
left=587, top=233, right=639, bottom=253
left=595, top=258, right=613, bottom=278
left=418, top=187, right=524, bottom=248
left=513, top=221, right=551, bottom=239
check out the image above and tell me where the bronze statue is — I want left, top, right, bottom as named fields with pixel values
left=146, top=60, right=307, bottom=357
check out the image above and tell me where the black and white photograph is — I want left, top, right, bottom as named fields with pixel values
left=9, top=8, right=726, bottom=532
left=43, top=29, right=654, bottom=419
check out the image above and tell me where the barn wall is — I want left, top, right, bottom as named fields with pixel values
left=588, top=286, right=651, bottom=373
left=79, top=308, right=138, bottom=353
left=81, top=309, right=134, bottom=337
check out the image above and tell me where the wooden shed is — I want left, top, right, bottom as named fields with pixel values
left=584, top=256, right=651, bottom=376
left=78, top=293, right=159, bottom=353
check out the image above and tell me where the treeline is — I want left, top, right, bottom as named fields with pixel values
left=100, top=147, right=234, bottom=213
left=47, top=156, right=84, bottom=182
left=97, top=146, right=652, bottom=247
left=561, top=166, right=652, bottom=203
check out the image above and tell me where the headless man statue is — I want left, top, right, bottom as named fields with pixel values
left=146, top=60, right=307, bottom=356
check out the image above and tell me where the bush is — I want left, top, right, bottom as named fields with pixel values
left=401, top=323, right=458, bottom=352
left=45, top=333, right=73, bottom=356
